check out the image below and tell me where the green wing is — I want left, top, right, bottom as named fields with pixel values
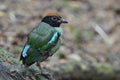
left=21, top=22, right=61, bottom=66
left=27, top=22, right=56, bottom=49
left=49, top=38, right=62, bottom=56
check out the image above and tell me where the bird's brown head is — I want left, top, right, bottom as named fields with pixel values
left=41, top=13, right=68, bottom=27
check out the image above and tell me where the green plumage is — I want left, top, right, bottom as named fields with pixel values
left=21, top=22, right=63, bottom=66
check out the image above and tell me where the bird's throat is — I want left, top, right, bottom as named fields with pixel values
left=55, top=27, right=63, bottom=36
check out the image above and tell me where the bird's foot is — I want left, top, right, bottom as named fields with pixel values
left=36, top=63, right=54, bottom=80
left=35, top=67, right=53, bottom=80
left=41, top=74, right=53, bottom=80
left=41, top=71, right=53, bottom=80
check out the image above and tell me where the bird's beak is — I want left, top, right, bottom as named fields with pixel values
left=58, top=18, right=68, bottom=23
left=61, top=18, right=68, bottom=23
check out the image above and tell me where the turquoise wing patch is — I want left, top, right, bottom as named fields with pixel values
left=48, top=32, right=59, bottom=44
left=22, top=44, right=30, bottom=58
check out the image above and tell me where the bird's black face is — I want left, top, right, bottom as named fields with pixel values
left=41, top=16, right=68, bottom=27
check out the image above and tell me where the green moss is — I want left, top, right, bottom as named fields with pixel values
left=96, top=63, right=114, bottom=75
left=0, top=48, right=10, bottom=57
left=14, top=46, right=23, bottom=54
left=0, top=48, right=20, bottom=65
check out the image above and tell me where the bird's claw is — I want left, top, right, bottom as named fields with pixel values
left=41, top=72, right=53, bottom=80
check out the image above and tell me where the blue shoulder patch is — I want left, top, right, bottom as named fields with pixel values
left=22, top=44, right=30, bottom=58
left=48, top=32, right=58, bottom=44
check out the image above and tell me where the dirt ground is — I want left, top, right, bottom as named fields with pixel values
left=0, top=0, right=120, bottom=67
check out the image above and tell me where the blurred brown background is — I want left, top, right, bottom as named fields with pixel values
left=0, top=0, right=120, bottom=67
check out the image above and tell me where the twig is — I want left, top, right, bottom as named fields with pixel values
left=91, top=23, right=115, bottom=46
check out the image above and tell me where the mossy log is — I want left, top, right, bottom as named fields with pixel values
left=0, top=48, right=120, bottom=80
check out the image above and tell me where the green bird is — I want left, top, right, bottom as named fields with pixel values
left=20, top=13, right=68, bottom=67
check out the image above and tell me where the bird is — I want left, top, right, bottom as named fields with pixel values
left=20, top=13, right=68, bottom=68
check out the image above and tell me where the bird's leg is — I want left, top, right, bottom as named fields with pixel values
left=36, top=62, right=42, bottom=71
left=36, top=62, right=53, bottom=80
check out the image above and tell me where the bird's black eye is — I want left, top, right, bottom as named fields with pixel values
left=51, top=17, right=58, bottom=21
